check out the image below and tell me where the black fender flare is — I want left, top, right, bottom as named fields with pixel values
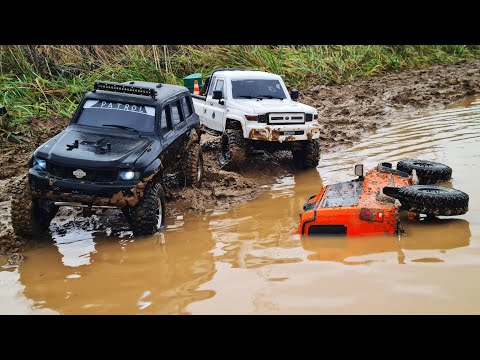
left=144, top=158, right=163, bottom=178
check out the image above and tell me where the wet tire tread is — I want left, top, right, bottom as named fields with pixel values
left=397, top=159, right=452, bottom=184
left=397, top=185, right=469, bottom=216
left=183, top=142, right=203, bottom=187
left=11, top=177, right=56, bottom=237
left=127, top=182, right=165, bottom=236
left=221, top=129, right=247, bottom=169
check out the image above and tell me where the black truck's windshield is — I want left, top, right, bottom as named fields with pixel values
left=76, top=100, right=156, bottom=133
left=231, top=79, right=287, bottom=100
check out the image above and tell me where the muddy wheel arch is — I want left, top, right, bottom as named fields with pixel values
left=225, top=118, right=244, bottom=132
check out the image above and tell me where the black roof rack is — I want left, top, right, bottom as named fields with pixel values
left=93, top=81, right=157, bottom=99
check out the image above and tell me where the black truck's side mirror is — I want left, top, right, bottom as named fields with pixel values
left=290, top=89, right=299, bottom=101
left=0, top=106, right=7, bottom=117
left=212, top=90, right=223, bottom=100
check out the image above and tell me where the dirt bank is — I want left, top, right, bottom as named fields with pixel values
left=1, top=59, right=480, bottom=262
left=300, top=59, right=480, bottom=151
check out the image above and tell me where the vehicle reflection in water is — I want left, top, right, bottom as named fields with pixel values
left=301, top=218, right=471, bottom=265
left=210, top=169, right=323, bottom=270
left=19, top=215, right=216, bottom=314
left=52, top=229, right=96, bottom=267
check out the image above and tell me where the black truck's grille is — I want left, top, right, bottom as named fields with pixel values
left=50, top=164, right=117, bottom=182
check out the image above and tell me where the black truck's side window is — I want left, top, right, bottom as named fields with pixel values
left=171, top=100, right=184, bottom=127
left=161, top=106, right=172, bottom=135
left=181, top=96, right=193, bottom=118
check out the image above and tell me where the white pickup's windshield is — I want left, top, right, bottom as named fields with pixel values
left=77, top=100, right=156, bottom=133
left=231, top=79, right=287, bottom=100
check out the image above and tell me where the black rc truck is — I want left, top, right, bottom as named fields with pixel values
left=11, top=81, right=203, bottom=237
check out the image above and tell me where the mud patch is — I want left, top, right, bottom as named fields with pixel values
left=164, top=133, right=292, bottom=213
left=0, top=116, right=69, bottom=180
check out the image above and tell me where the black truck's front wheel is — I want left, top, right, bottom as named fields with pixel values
left=11, top=178, right=58, bottom=237
left=127, top=182, right=165, bottom=236
left=292, top=140, right=321, bottom=169
left=183, top=142, right=203, bottom=187
left=219, top=129, right=247, bottom=170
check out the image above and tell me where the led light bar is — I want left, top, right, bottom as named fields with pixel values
left=93, top=81, right=157, bottom=99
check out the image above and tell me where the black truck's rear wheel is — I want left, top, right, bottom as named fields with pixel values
left=127, top=182, right=165, bottom=236
left=219, top=129, right=247, bottom=169
left=396, top=159, right=452, bottom=184
left=183, top=142, right=203, bottom=187
left=292, top=140, right=321, bottom=169
left=11, top=178, right=58, bottom=237
left=397, top=185, right=468, bottom=216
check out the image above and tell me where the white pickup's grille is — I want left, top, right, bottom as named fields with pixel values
left=268, top=113, right=305, bottom=124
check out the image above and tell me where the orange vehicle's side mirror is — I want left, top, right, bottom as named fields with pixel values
left=355, top=164, right=364, bottom=177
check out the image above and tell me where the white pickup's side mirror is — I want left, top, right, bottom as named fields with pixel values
left=290, top=89, right=299, bottom=100
left=355, top=164, right=364, bottom=177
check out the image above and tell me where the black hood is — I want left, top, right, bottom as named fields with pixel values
left=35, top=126, right=153, bottom=169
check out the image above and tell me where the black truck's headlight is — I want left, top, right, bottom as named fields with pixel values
left=119, top=170, right=138, bottom=180
left=33, top=158, right=47, bottom=171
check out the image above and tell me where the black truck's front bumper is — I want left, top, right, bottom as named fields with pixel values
left=28, top=169, right=143, bottom=207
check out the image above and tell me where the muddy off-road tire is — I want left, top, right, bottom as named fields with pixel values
left=11, top=178, right=58, bottom=237
left=219, top=129, right=247, bottom=169
left=127, top=182, right=165, bottom=236
left=292, top=140, right=321, bottom=169
left=397, top=159, right=452, bottom=184
left=397, top=185, right=468, bottom=216
left=183, top=142, right=203, bottom=187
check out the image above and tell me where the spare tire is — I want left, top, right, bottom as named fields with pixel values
left=396, top=159, right=452, bottom=184
left=397, top=185, right=468, bottom=216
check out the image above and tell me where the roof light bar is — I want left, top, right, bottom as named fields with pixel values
left=93, top=81, right=157, bottom=99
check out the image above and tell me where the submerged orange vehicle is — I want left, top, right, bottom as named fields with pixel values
left=298, top=160, right=469, bottom=236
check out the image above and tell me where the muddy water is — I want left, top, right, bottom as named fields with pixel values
left=2, top=96, right=480, bottom=314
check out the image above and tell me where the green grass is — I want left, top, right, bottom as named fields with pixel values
left=1, top=45, right=479, bottom=139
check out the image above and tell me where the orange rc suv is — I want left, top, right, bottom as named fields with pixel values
left=298, top=160, right=469, bottom=236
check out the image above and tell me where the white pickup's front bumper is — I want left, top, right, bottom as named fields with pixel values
left=244, top=122, right=321, bottom=142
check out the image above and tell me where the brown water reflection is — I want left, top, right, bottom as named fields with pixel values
left=20, top=218, right=216, bottom=314
left=302, top=218, right=471, bottom=265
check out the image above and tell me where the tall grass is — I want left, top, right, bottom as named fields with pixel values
left=1, top=45, right=479, bottom=136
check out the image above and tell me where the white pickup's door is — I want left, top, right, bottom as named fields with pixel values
left=205, top=76, right=226, bottom=132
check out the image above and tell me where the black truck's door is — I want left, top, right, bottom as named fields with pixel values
left=159, top=104, right=177, bottom=167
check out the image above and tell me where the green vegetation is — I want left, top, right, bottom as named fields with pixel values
left=1, top=45, right=479, bottom=141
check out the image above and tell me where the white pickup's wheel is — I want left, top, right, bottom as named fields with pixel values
left=219, top=129, right=247, bottom=169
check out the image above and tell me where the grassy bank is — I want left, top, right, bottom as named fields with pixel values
left=1, top=45, right=479, bottom=140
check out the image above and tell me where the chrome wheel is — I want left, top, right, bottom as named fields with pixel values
left=197, top=154, right=203, bottom=183
left=156, top=198, right=163, bottom=230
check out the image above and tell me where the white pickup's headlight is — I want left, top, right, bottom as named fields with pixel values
left=119, top=170, right=136, bottom=181
left=33, top=158, right=47, bottom=171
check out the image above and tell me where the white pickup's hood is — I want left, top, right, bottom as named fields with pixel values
left=228, top=99, right=316, bottom=114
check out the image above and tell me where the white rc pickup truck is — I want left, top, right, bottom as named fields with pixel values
left=191, top=68, right=321, bottom=169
